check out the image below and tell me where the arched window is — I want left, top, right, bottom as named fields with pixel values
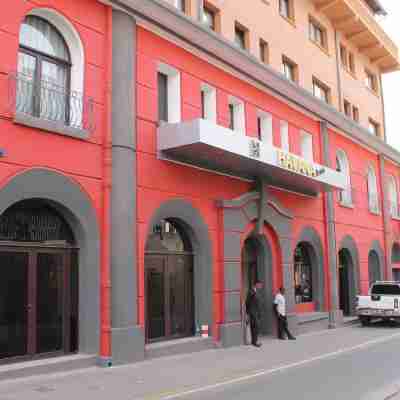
left=300, top=131, right=313, bottom=162
left=336, top=150, right=352, bottom=205
left=294, top=243, right=313, bottom=304
left=367, top=166, right=379, bottom=213
left=16, top=10, right=86, bottom=131
left=387, top=175, right=399, bottom=218
left=18, top=16, right=71, bottom=123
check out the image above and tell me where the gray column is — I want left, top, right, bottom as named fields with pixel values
left=197, top=0, right=204, bottom=22
left=379, top=154, right=392, bottom=280
left=321, top=121, right=340, bottom=327
left=110, top=10, right=144, bottom=364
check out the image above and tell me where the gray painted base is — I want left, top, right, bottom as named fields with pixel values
left=146, top=336, right=215, bottom=359
left=96, top=357, right=113, bottom=368
left=329, top=310, right=344, bottom=328
left=111, top=326, right=145, bottom=364
left=219, top=322, right=243, bottom=348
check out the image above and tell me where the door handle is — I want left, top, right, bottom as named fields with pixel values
left=26, top=304, right=32, bottom=311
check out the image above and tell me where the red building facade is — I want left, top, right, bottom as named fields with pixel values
left=0, top=0, right=399, bottom=367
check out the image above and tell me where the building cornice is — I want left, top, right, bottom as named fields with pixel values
left=101, top=0, right=400, bottom=166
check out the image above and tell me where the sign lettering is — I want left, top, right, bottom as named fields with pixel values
left=277, top=151, right=325, bottom=178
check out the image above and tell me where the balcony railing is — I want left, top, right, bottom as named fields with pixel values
left=8, top=72, right=95, bottom=133
left=387, top=201, right=400, bottom=219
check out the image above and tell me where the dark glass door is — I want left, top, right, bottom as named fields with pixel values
left=0, top=252, right=29, bottom=359
left=146, top=256, right=166, bottom=341
left=339, top=264, right=350, bottom=316
left=145, top=254, right=193, bottom=343
left=36, top=253, right=64, bottom=354
left=0, top=246, right=77, bottom=362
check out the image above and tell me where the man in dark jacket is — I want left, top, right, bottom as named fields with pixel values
left=245, top=280, right=263, bottom=347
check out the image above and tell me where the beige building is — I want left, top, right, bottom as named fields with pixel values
left=164, top=0, right=399, bottom=141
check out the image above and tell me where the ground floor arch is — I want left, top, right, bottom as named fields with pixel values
left=368, top=251, right=381, bottom=285
left=144, top=199, right=213, bottom=343
left=293, top=227, right=325, bottom=312
left=338, top=236, right=360, bottom=316
left=0, top=169, right=100, bottom=361
left=241, top=233, right=274, bottom=336
left=391, top=242, right=400, bottom=281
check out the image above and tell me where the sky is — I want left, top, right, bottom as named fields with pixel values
left=379, top=1, right=400, bottom=150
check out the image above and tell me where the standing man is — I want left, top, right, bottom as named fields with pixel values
left=274, top=287, right=296, bottom=340
left=245, top=280, right=263, bottom=347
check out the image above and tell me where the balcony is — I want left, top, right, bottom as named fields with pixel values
left=158, top=119, right=347, bottom=196
left=9, top=73, right=95, bottom=139
left=310, top=0, right=400, bottom=72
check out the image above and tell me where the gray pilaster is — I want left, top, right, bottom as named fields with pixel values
left=111, top=10, right=144, bottom=364
left=379, top=154, right=392, bottom=280
left=321, top=121, right=339, bottom=326
left=334, top=30, right=343, bottom=113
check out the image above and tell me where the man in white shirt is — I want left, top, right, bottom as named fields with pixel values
left=274, top=287, right=296, bottom=340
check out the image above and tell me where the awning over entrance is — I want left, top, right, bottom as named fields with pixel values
left=158, top=119, right=347, bottom=196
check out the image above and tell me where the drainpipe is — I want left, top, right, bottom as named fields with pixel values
left=378, top=154, right=392, bottom=280
left=99, top=6, right=113, bottom=366
left=197, top=0, right=203, bottom=22
left=334, top=30, right=343, bottom=113
left=320, top=121, right=339, bottom=328
left=379, top=74, right=388, bottom=143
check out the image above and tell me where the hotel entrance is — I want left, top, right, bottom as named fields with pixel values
left=0, top=200, right=78, bottom=362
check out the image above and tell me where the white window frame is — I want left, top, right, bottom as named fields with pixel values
left=336, top=149, right=352, bottom=206
left=158, top=62, right=181, bottom=124
left=388, top=175, right=399, bottom=218
left=257, top=110, right=273, bottom=146
left=228, top=96, right=245, bottom=134
left=28, top=8, right=85, bottom=124
left=201, top=83, right=217, bottom=124
left=280, top=120, right=289, bottom=152
left=300, top=130, right=313, bottom=162
left=367, top=166, right=379, bottom=214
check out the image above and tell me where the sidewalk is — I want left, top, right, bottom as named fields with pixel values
left=1, top=324, right=400, bottom=400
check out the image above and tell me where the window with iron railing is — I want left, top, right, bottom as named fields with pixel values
left=12, top=15, right=94, bottom=133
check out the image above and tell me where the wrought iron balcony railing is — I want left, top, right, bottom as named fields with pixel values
left=9, top=72, right=95, bottom=133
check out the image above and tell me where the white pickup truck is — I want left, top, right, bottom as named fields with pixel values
left=356, top=281, right=400, bottom=326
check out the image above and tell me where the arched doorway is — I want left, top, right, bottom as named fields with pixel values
left=241, top=235, right=273, bottom=336
left=338, top=248, right=354, bottom=316
left=294, top=243, right=313, bottom=307
left=392, top=243, right=400, bottom=281
left=145, top=219, right=194, bottom=342
left=0, top=200, right=78, bottom=361
left=368, top=250, right=381, bottom=285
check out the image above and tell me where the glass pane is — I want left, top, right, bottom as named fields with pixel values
left=146, top=257, right=165, bottom=340
left=294, top=244, right=313, bottom=304
left=17, top=52, right=37, bottom=115
left=20, top=16, right=69, bottom=61
left=0, top=252, right=28, bottom=359
left=36, top=253, right=64, bottom=354
left=40, top=60, right=68, bottom=123
left=169, top=256, right=191, bottom=336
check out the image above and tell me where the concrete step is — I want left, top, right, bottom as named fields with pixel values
left=342, top=316, right=359, bottom=325
left=0, top=353, right=97, bottom=382
left=145, top=336, right=216, bottom=360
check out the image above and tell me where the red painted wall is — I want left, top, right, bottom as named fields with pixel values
left=136, top=26, right=397, bottom=339
left=0, top=0, right=109, bottom=353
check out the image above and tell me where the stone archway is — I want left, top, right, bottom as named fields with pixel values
left=391, top=242, right=400, bottom=281
left=241, top=233, right=274, bottom=336
left=338, top=236, right=360, bottom=316
left=294, top=227, right=325, bottom=311
left=146, top=199, right=213, bottom=335
left=0, top=169, right=100, bottom=355
left=217, top=186, right=293, bottom=347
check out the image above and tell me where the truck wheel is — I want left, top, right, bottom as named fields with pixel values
left=360, top=316, right=370, bottom=326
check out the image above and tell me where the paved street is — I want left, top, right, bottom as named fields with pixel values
left=1, top=323, right=400, bottom=400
